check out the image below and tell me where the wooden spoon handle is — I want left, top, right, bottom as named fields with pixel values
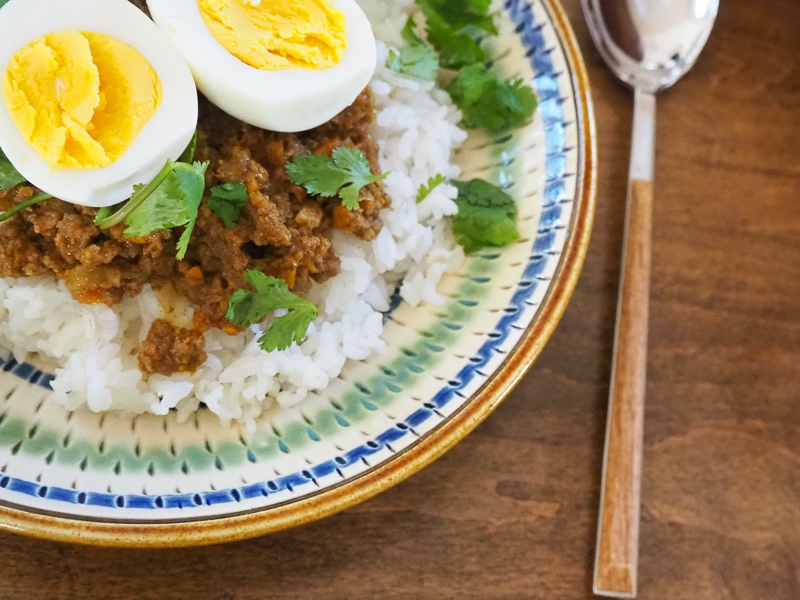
left=594, top=89, right=655, bottom=598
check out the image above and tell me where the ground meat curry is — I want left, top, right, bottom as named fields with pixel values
left=0, top=89, right=390, bottom=376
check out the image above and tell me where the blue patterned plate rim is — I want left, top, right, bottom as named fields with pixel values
left=0, top=0, right=596, bottom=545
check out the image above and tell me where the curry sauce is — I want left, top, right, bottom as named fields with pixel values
left=0, top=90, right=390, bottom=375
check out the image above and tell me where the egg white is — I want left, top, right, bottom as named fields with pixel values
left=146, top=0, right=377, bottom=133
left=0, top=0, right=198, bottom=208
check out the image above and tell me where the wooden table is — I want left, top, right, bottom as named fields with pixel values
left=3, top=1, right=798, bottom=598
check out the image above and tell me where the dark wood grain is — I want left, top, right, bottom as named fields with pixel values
left=2, top=1, right=799, bottom=598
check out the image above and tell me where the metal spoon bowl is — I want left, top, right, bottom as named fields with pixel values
left=585, top=0, right=718, bottom=93
left=582, top=0, right=718, bottom=597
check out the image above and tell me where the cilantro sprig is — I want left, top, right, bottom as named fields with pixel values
left=387, top=18, right=440, bottom=81
left=451, top=179, right=519, bottom=253
left=94, top=160, right=208, bottom=260
left=285, top=147, right=389, bottom=211
left=446, top=64, right=538, bottom=134
left=419, top=0, right=496, bottom=33
left=417, top=0, right=496, bottom=69
left=0, top=148, right=25, bottom=190
left=225, top=270, right=318, bottom=352
left=0, top=147, right=53, bottom=224
left=208, top=182, right=249, bottom=228
left=416, top=174, right=447, bottom=203
left=0, top=191, right=53, bottom=224
left=399, top=0, right=537, bottom=134
left=0, top=133, right=206, bottom=241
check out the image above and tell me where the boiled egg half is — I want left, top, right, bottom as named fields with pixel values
left=0, top=0, right=198, bottom=207
left=146, top=0, right=377, bottom=132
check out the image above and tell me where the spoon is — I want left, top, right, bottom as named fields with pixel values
left=582, top=0, right=718, bottom=597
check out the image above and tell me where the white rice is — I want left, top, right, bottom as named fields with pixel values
left=0, top=0, right=467, bottom=431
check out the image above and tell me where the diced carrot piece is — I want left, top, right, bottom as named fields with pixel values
left=332, top=204, right=351, bottom=229
left=266, top=140, right=284, bottom=167
left=314, top=138, right=340, bottom=156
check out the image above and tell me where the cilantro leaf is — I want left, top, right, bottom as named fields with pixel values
left=0, top=147, right=53, bottom=225
left=124, top=161, right=207, bottom=259
left=416, top=0, right=496, bottom=69
left=286, top=153, right=347, bottom=198
left=330, top=147, right=387, bottom=210
left=386, top=18, right=439, bottom=81
left=446, top=63, right=537, bottom=133
left=285, top=147, right=389, bottom=211
left=401, top=15, right=425, bottom=46
left=417, top=0, right=496, bottom=34
left=177, top=131, right=198, bottom=164
left=208, top=182, right=249, bottom=228
left=387, top=45, right=440, bottom=81
left=0, top=147, right=26, bottom=190
left=260, top=307, right=317, bottom=353
left=225, top=270, right=318, bottom=352
left=451, top=179, right=519, bottom=253
left=416, top=174, right=447, bottom=203
left=95, top=160, right=208, bottom=260
left=422, top=10, right=487, bottom=69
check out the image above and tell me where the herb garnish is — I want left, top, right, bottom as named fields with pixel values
left=94, top=159, right=209, bottom=260
left=208, top=182, right=249, bottom=228
left=225, top=270, right=318, bottom=352
left=451, top=179, right=519, bottom=253
left=388, top=0, right=538, bottom=254
left=386, top=18, right=440, bottom=81
left=0, top=148, right=25, bottom=190
left=447, top=64, right=538, bottom=134
left=416, top=0, right=496, bottom=69
left=285, top=147, right=389, bottom=211
left=0, top=191, right=53, bottom=224
left=178, top=131, right=198, bottom=163
left=0, top=147, right=53, bottom=223
left=397, top=0, right=537, bottom=135
left=416, top=174, right=447, bottom=203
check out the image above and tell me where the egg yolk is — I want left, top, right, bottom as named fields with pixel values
left=198, top=0, right=347, bottom=71
left=2, top=30, right=161, bottom=170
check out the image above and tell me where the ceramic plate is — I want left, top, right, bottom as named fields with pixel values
left=0, top=0, right=595, bottom=546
